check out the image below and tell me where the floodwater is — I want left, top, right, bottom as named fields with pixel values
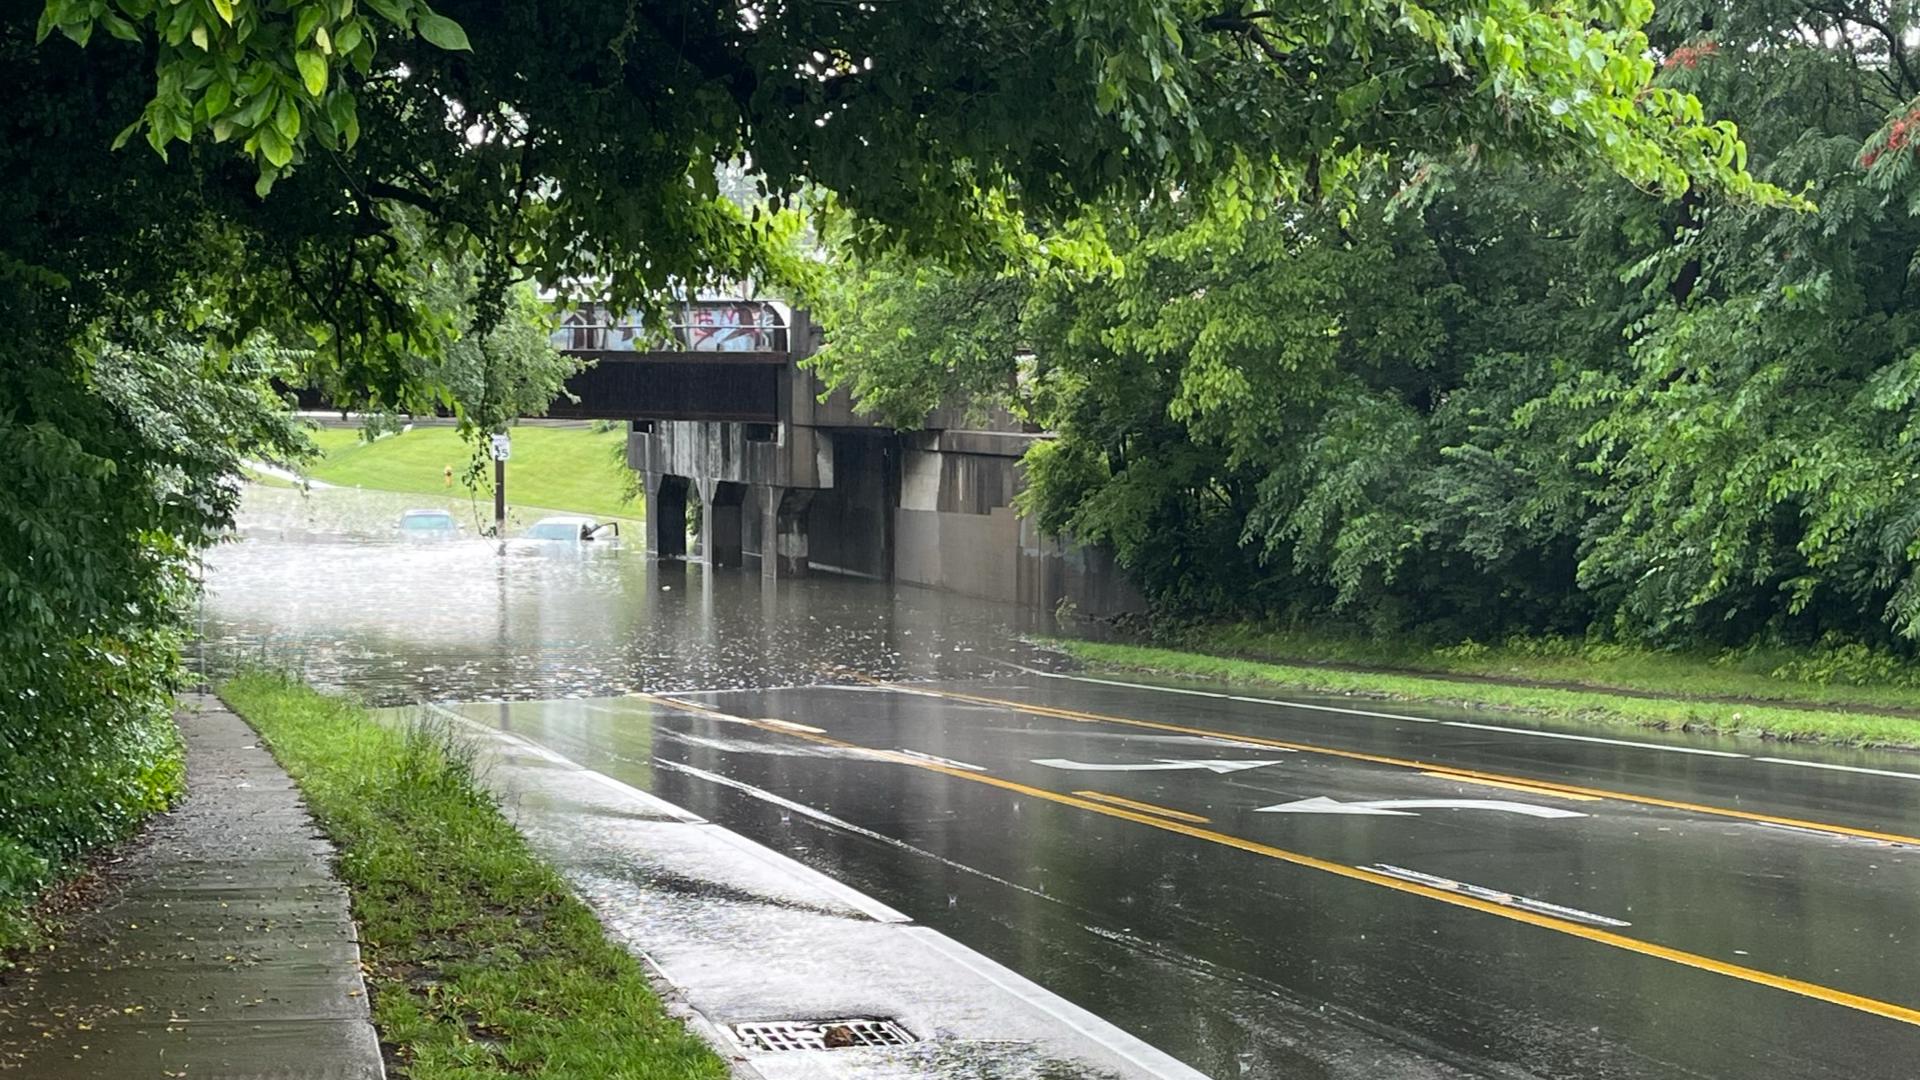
left=199, top=484, right=1920, bottom=1079
left=200, top=484, right=1058, bottom=701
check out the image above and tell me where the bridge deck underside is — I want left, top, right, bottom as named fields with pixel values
left=548, top=352, right=785, bottom=423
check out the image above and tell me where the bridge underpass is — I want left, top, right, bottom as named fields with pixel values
left=304, top=298, right=1140, bottom=614
left=557, top=300, right=1137, bottom=614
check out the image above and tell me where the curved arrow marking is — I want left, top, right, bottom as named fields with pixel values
left=1258, top=796, right=1586, bottom=819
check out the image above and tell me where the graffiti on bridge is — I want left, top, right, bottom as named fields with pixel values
left=551, top=301, right=785, bottom=353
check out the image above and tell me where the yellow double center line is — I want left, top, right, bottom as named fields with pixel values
left=873, top=678, right=1920, bottom=849
left=637, top=687, right=1920, bottom=1029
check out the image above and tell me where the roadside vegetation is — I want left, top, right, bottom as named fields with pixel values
left=1168, top=625, right=1920, bottom=716
left=1054, top=640, right=1920, bottom=749
left=0, top=708, right=183, bottom=952
left=814, top=4, right=1920, bottom=713
left=220, top=671, right=725, bottom=1079
left=303, top=422, right=642, bottom=524
left=0, top=0, right=1856, bottom=969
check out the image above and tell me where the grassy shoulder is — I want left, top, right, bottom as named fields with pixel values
left=1052, top=639, right=1920, bottom=748
left=219, top=672, right=725, bottom=1080
left=306, top=422, right=643, bottom=525
left=1178, top=623, right=1920, bottom=716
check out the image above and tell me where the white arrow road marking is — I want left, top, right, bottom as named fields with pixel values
left=1031, top=758, right=1289, bottom=774
left=1257, top=796, right=1587, bottom=819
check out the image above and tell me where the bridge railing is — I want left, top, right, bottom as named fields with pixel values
left=550, top=301, right=788, bottom=354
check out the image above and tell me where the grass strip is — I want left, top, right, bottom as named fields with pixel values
left=1051, top=640, right=1920, bottom=749
left=1185, top=623, right=1920, bottom=716
left=220, top=671, right=726, bottom=1080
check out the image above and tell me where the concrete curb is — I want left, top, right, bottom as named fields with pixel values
left=431, top=704, right=1209, bottom=1080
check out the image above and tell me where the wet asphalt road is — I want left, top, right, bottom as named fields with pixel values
left=202, top=489, right=1920, bottom=1079
left=443, top=681, right=1920, bottom=1080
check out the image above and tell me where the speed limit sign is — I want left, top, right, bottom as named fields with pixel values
left=489, top=433, right=512, bottom=461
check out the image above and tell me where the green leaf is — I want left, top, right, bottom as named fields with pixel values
left=212, top=0, right=235, bottom=25
left=296, top=50, right=328, bottom=96
left=257, top=123, right=293, bottom=167
left=200, top=79, right=232, bottom=120
left=364, top=0, right=410, bottom=25
left=233, top=89, right=272, bottom=127
left=100, top=13, right=141, bottom=43
left=110, top=118, right=142, bottom=151
left=415, top=12, right=470, bottom=51
left=295, top=6, right=324, bottom=44
left=255, top=165, right=280, bottom=198
left=324, top=90, right=360, bottom=147
left=273, top=94, right=300, bottom=141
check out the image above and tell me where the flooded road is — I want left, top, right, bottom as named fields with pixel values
left=203, top=485, right=1055, bottom=700
left=202, top=485, right=1920, bottom=1079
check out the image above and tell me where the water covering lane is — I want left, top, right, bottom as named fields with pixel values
left=639, top=686, right=1920, bottom=1014
left=200, top=490, right=1920, bottom=1079
left=442, top=690, right=1920, bottom=1080
left=902, top=672, right=1920, bottom=844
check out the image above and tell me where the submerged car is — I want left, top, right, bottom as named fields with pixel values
left=519, top=515, right=620, bottom=543
left=397, top=509, right=460, bottom=540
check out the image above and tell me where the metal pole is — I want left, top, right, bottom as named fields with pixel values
left=494, top=454, right=506, bottom=537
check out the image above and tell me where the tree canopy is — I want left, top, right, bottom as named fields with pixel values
left=809, top=0, right=1920, bottom=660
left=0, top=0, right=1778, bottom=903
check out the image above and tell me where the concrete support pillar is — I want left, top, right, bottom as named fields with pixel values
left=700, top=480, right=746, bottom=569
left=759, top=486, right=815, bottom=581
left=648, top=474, right=689, bottom=559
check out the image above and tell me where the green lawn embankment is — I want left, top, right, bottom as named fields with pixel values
left=220, top=672, right=725, bottom=1080
left=1179, top=624, right=1920, bottom=716
left=1051, top=639, right=1920, bottom=748
left=304, top=423, right=642, bottom=524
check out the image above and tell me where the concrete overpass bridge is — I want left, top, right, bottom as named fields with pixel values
left=548, top=300, right=1138, bottom=615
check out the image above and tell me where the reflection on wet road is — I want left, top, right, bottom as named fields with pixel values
left=202, top=490, right=1920, bottom=1079
left=202, top=486, right=1054, bottom=700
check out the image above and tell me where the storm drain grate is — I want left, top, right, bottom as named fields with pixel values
left=728, top=1018, right=916, bottom=1053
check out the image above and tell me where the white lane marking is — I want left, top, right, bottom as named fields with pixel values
left=1369, top=864, right=1631, bottom=928
left=1014, top=664, right=1755, bottom=759
left=1751, top=821, right=1911, bottom=848
left=656, top=729, right=874, bottom=760
left=655, top=760, right=1056, bottom=907
left=1439, top=720, right=1747, bottom=758
left=1754, top=757, right=1920, bottom=780
left=1032, top=757, right=1289, bottom=774
left=892, top=748, right=988, bottom=772
left=758, top=717, right=827, bottom=734
left=422, top=701, right=576, bottom=765
left=1258, top=796, right=1587, bottom=819
left=1011, top=664, right=1442, bottom=723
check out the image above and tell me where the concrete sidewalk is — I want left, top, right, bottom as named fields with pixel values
left=0, top=697, right=382, bottom=1078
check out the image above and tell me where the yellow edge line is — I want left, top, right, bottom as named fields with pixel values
left=871, top=679, right=1920, bottom=849
left=1074, top=790, right=1212, bottom=824
left=639, top=691, right=1920, bottom=1030
left=1419, top=771, right=1602, bottom=802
